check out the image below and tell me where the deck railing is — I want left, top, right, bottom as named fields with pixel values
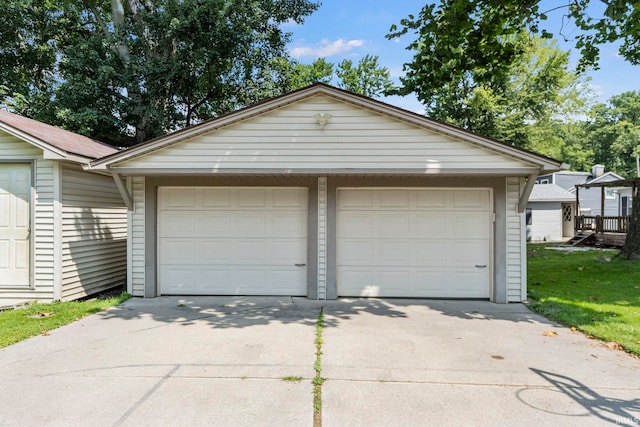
left=575, top=215, right=631, bottom=233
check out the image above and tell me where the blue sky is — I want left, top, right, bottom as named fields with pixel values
left=285, top=1, right=640, bottom=112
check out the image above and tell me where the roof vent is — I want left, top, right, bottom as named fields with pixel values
left=592, top=164, right=605, bottom=178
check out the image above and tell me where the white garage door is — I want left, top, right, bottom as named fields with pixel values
left=158, top=187, right=308, bottom=295
left=337, top=188, right=492, bottom=298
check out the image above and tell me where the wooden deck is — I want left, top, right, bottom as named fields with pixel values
left=570, top=215, right=629, bottom=247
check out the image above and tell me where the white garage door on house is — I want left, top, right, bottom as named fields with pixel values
left=337, top=188, right=492, bottom=298
left=158, top=187, right=308, bottom=296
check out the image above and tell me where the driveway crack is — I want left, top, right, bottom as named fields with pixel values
left=112, top=364, right=181, bottom=426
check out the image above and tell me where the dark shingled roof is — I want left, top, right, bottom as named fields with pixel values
left=0, top=110, right=118, bottom=159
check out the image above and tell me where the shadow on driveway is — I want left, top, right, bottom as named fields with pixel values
left=98, top=296, right=553, bottom=330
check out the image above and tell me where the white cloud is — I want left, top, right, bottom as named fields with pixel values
left=290, top=38, right=365, bottom=59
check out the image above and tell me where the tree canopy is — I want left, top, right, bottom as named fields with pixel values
left=0, top=0, right=319, bottom=146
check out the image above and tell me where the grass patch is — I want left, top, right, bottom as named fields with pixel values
left=282, top=375, right=304, bottom=382
left=527, top=244, right=640, bottom=356
left=0, top=292, right=131, bottom=348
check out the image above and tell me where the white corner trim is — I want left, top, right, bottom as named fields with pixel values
left=317, top=177, right=327, bottom=300
left=52, top=162, right=62, bottom=301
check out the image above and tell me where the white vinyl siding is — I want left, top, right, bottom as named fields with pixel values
left=129, top=176, right=146, bottom=296
left=506, top=177, right=525, bottom=302
left=0, top=132, right=55, bottom=301
left=115, top=95, right=534, bottom=172
left=527, top=202, right=563, bottom=242
left=60, top=164, right=127, bottom=301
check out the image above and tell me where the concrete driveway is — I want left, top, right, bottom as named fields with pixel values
left=0, top=297, right=638, bottom=426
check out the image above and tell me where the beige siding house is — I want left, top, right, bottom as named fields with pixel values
left=88, top=84, right=565, bottom=303
left=0, top=111, right=127, bottom=304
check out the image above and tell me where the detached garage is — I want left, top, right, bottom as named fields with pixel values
left=87, top=84, right=565, bottom=303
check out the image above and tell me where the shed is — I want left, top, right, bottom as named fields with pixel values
left=87, top=84, right=565, bottom=303
left=526, top=184, right=576, bottom=242
left=0, top=111, right=127, bottom=304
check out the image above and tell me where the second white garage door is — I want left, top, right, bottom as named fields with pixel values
left=158, top=187, right=308, bottom=295
left=337, top=188, right=492, bottom=298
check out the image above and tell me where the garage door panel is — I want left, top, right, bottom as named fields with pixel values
left=236, top=189, right=267, bottom=207
left=337, top=188, right=491, bottom=299
left=158, top=187, right=307, bottom=296
left=160, top=213, right=197, bottom=237
left=379, top=214, right=410, bottom=236
left=452, top=241, right=489, bottom=264
left=272, top=188, right=307, bottom=208
left=162, top=188, right=196, bottom=209
left=416, top=190, right=448, bottom=208
left=452, top=213, right=491, bottom=238
left=269, top=240, right=307, bottom=262
left=453, top=190, right=490, bottom=208
left=236, top=214, right=267, bottom=235
left=377, top=241, right=410, bottom=264
left=272, top=214, right=306, bottom=235
left=339, top=190, right=373, bottom=208
left=202, top=214, right=232, bottom=235
left=340, top=241, right=374, bottom=264
left=413, top=242, right=449, bottom=264
left=160, top=239, right=196, bottom=263
left=415, top=213, right=449, bottom=237
left=201, top=189, right=231, bottom=207
left=380, top=190, right=410, bottom=207
left=339, top=214, right=373, bottom=236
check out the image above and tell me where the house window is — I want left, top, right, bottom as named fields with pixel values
left=539, top=179, right=549, bottom=184
left=605, top=188, right=615, bottom=199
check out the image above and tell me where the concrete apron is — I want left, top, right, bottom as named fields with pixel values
left=0, top=297, right=638, bottom=427
left=321, top=299, right=640, bottom=427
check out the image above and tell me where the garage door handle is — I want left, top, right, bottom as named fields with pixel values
left=475, top=265, right=487, bottom=268
left=295, top=263, right=307, bottom=267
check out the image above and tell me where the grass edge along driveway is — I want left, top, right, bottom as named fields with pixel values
left=0, top=292, right=131, bottom=348
left=527, top=244, right=640, bottom=357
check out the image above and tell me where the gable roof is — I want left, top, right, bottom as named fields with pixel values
left=0, top=110, right=118, bottom=161
left=87, top=84, right=566, bottom=173
left=586, top=171, right=624, bottom=184
left=529, top=184, right=575, bottom=202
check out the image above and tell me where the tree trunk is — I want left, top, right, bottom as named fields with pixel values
left=619, top=184, right=640, bottom=259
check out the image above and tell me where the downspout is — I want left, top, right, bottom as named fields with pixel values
left=112, top=172, right=134, bottom=211
left=517, top=174, right=538, bottom=213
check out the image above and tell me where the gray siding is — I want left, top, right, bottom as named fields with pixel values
left=577, top=186, right=619, bottom=216
left=554, top=173, right=589, bottom=191
left=527, top=202, right=563, bottom=241
left=60, top=164, right=127, bottom=300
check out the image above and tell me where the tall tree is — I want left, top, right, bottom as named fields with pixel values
left=389, top=0, right=640, bottom=96
left=335, top=54, right=394, bottom=98
left=0, top=0, right=319, bottom=146
left=584, top=91, right=640, bottom=177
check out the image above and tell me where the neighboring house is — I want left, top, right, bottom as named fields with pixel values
left=0, top=111, right=127, bottom=304
left=86, top=84, right=564, bottom=303
left=526, top=184, right=576, bottom=242
left=537, top=165, right=624, bottom=216
left=617, top=187, right=633, bottom=216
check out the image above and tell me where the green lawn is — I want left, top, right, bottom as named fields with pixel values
left=0, top=292, right=131, bottom=348
left=527, top=244, right=640, bottom=356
